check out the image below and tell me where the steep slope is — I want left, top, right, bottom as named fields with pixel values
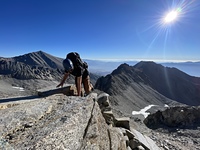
left=0, top=51, right=63, bottom=80
left=14, top=50, right=63, bottom=69
left=95, top=62, right=200, bottom=115
left=0, top=93, right=161, bottom=150
left=95, top=63, right=174, bottom=115
left=134, top=61, right=200, bottom=106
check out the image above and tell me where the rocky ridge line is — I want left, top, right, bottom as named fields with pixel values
left=0, top=92, right=160, bottom=150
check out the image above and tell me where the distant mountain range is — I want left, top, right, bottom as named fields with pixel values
left=161, top=62, right=200, bottom=77
left=86, top=59, right=200, bottom=77
left=0, top=51, right=63, bottom=80
left=84, top=59, right=137, bottom=76
left=1, top=51, right=199, bottom=78
left=1, top=51, right=200, bottom=112
left=95, top=61, right=200, bottom=115
left=0, top=51, right=98, bottom=84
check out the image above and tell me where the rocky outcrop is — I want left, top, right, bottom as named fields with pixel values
left=0, top=92, right=160, bottom=150
left=144, top=106, right=200, bottom=129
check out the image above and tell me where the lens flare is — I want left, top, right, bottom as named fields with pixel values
left=164, top=7, right=182, bottom=23
left=139, top=0, right=199, bottom=61
left=164, top=10, right=178, bottom=23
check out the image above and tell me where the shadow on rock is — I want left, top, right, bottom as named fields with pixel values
left=0, top=86, right=75, bottom=103
left=0, top=95, right=39, bottom=103
left=144, top=106, right=200, bottom=130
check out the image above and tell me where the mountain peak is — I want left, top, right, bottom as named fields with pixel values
left=0, top=51, right=64, bottom=80
left=134, top=61, right=163, bottom=70
left=32, top=50, right=48, bottom=56
left=95, top=61, right=200, bottom=108
left=36, top=50, right=45, bottom=53
left=13, top=51, right=63, bottom=69
left=112, top=63, right=132, bottom=75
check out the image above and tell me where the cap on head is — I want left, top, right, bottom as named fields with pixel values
left=63, top=58, right=73, bottom=72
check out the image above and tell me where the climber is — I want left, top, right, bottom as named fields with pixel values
left=56, top=52, right=93, bottom=96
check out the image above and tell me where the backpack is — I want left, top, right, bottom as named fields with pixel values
left=67, top=52, right=88, bottom=69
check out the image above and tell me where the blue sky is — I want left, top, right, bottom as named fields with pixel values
left=0, top=0, right=200, bottom=61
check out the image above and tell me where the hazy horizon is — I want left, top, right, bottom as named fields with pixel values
left=1, top=50, right=200, bottom=63
left=0, top=50, right=199, bottom=77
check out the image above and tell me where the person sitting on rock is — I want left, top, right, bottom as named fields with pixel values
left=57, top=52, right=93, bottom=96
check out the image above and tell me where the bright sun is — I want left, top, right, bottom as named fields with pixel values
left=164, top=10, right=178, bottom=23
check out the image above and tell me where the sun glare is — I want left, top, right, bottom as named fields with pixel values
left=142, top=0, right=198, bottom=61
left=164, top=10, right=178, bottom=23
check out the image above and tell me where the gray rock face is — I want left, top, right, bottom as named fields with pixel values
left=0, top=93, right=107, bottom=149
left=130, top=129, right=160, bottom=150
left=0, top=92, right=160, bottom=150
left=144, top=106, right=200, bottom=129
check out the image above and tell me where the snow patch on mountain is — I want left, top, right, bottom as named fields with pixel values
left=132, top=105, right=156, bottom=118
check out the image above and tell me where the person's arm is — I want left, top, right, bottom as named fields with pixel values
left=56, top=72, right=69, bottom=88
left=76, top=76, right=82, bottom=96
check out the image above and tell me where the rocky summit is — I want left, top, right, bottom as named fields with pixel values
left=0, top=90, right=160, bottom=150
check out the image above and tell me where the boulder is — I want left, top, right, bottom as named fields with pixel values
left=37, top=85, right=76, bottom=97
left=97, top=92, right=111, bottom=112
left=108, top=127, right=127, bottom=150
left=114, top=117, right=130, bottom=130
left=131, top=129, right=161, bottom=150
left=144, top=106, right=200, bottom=128
left=0, top=93, right=110, bottom=149
left=103, top=110, right=115, bottom=125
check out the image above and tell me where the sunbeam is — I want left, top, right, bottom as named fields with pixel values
left=139, top=0, right=200, bottom=61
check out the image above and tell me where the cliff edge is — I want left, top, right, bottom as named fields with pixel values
left=0, top=91, right=160, bottom=150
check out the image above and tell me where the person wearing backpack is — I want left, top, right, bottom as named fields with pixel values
left=56, top=52, right=93, bottom=96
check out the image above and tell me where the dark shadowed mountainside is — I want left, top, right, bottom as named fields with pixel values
left=134, top=61, right=200, bottom=106
left=95, top=63, right=175, bottom=115
left=95, top=62, right=200, bottom=115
